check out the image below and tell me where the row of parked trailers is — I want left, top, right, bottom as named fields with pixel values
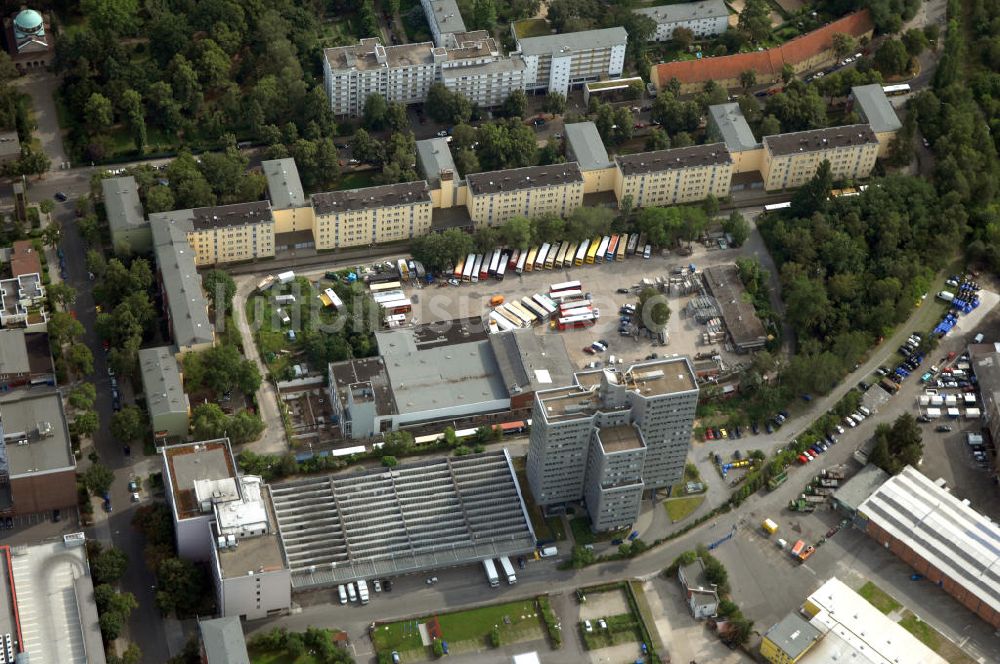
left=453, top=234, right=645, bottom=284
left=487, top=281, right=599, bottom=333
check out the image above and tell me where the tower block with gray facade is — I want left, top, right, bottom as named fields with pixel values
left=527, top=358, right=698, bottom=531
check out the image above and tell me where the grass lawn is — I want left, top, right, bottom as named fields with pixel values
left=516, top=469, right=566, bottom=541
left=580, top=612, right=642, bottom=650
left=857, top=581, right=902, bottom=614
left=373, top=599, right=545, bottom=654
left=664, top=495, right=705, bottom=522
left=897, top=610, right=976, bottom=663
left=569, top=516, right=628, bottom=545
left=336, top=169, right=378, bottom=191
left=512, top=18, right=552, bottom=39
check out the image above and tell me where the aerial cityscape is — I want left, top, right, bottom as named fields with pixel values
left=0, top=0, right=996, bottom=663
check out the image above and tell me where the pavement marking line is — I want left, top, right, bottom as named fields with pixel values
left=800, top=564, right=817, bottom=575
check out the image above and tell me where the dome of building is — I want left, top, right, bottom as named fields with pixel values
left=13, top=9, right=44, bottom=34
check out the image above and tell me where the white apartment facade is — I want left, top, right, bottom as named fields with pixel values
left=515, top=27, right=628, bottom=96
left=323, top=35, right=524, bottom=116
left=636, top=1, right=730, bottom=42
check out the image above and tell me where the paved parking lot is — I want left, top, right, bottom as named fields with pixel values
left=578, top=589, right=629, bottom=621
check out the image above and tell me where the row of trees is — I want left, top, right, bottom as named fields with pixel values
left=870, top=413, right=924, bottom=474
left=86, top=541, right=138, bottom=646
left=89, top=253, right=157, bottom=378
left=249, top=626, right=355, bottom=663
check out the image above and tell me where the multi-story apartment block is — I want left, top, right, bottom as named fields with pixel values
left=183, top=201, right=276, bottom=265
left=515, top=27, right=628, bottom=96
left=614, top=144, right=733, bottom=208
left=465, top=163, right=585, bottom=227
left=323, top=34, right=521, bottom=116
left=150, top=216, right=215, bottom=355
left=527, top=358, right=699, bottom=531
left=311, top=181, right=433, bottom=250
left=421, top=0, right=467, bottom=47
left=849, top=84, right=903, bottom=157
left=636, top=1, right=730, bottom=41
left=103, top=175, right=151, bottom=254
left=761, top=125, right=879, bottom=190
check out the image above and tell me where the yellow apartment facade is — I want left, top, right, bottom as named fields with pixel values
left=183, top=202, right=276, bottom=266
left=310, top=181, right=433, bottom=249
left=614, top=143, right=733, bottom=208
left=464, top=163, right=585, bottom=227
left=761, top=125, right=879, bottom=190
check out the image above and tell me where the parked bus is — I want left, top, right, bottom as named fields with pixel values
left=535, top=243, right=551, bottom=270
left=763, top=201, right=791, bottom=211
left=596, top=236, right=610, bottom=263
left=586, top=238, right=600, bottom=263
left=549, top=289, right=583, bottom=302
left=489, top=311, right=517, bottom=332
left=495, top=306, right=524, bottom=329
left=559, top=299, right=590, bottom=313
left=463, top=253, right=476, bottom=281
left=452, top=258, right=465, bottom=280
left=508, top=249, right=520, bottom=270
left=516, top=250, right=529, bottom=273
left=790, top=540, right=805, bottom=558
left=524, top=246, right=538, bottom=272
left=478, top=254, right=490, bottom=281
left=883, top=83, right=910, bottom=96
left=551, top=242, right=566, bottom=269
left=636, top=234, right=647, bottom=252
left=606, top=235, right=620, bottom=261
left=497, top=420, right=527, bottom=435
left=557, top=313, right=596, bottom=330
left=616, top=236, right=628, bottom=262
left=562, top=242, right=577, bottom=268
left=562, top=306, right=596, bottom=319
left=397, top=259, right=409, bottom=282
left=508, top=301, right=538, bottom=326
left=471, top=254, right=484, bottom=283
left=496, top=252, right=509, bottom=280
left=532, top=294, right=558, bottom=317
left=550, top=280, right=582, bottom=294
left=521, top=297, right=548, bottom=319
left=575, top=239, right=590, bottom=265
left=372, top=290, right=406, bottom=304
left=488, top=250, right=501, bottom=277
left=370, top=281, right=402, bottom=293
left=504, top=303, right=535, bottom=326
left=380, top=298, right=412, bottom=315
left=626, top=233, right=639, bottom=256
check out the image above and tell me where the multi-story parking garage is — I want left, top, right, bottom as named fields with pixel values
left=269, top=450, right=536, bottom=589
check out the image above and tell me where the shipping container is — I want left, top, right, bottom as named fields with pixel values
left=397, top=259, right=409, bottom=282
left=499, top=556, right=517, bottom=584
left=561, top=305, right=595, bottom=318
left=575, top=239, right=590, bottom=265
left=380, top=298, right=412, bottom=315
left=479, top=254, right=490, bottom=281
left=790, top=540, right=805, bottom=557
left=508, top=249, right=520, bottom=270
left=762, top=518, right=778, bottom=535
left=489, top=311, right=517, bottom=332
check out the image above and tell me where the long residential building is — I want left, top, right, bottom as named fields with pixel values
left=527, top=358, right=699, bottom=531
left=614, top=143, right=733, bottom=208
left=636, top=1, right=730, bottom=42
left=310, top=181, right=433, bottom=249
left=762, top=125, right=878, bottom=190
left=102, top=175, right=151, bottom=254
left=421, top=0, right=467, bottom=47
left=322, top=35, right=525, bottom=116
left=514, top=27, right=628, bottom=96
left=150, top=215, right=215, bottom=354
left=465, top=163, right=585, bottom=227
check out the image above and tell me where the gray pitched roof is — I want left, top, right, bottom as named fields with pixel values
left=139, top=346, right=189, bottom=418
left=636, top=0, right=729, bottom=23
left=564, top=122, right=613, bottom=171
left=416, top=137, right=459, bottom=185
left=101, top=176, right=147, bottom=233
left=150, top=212, right=214, bottom=349
left=708, top=103, right=761, bottom=152
left=199, top=617, right=250, bottom=664
left=851, top=84, right=903, bottom=134
left=261, top=158, right=305, bottom=209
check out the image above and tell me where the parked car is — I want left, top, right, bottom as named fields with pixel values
left=54, top=192, right=68, bottom=202
left=935, top=425, right=953, bottom=432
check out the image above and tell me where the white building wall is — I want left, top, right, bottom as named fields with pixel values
left=522, top=54, right=539, bottom=87
left=176, top=515, right=214, bottom=561
left=609, top=44, right=627, bottom=78
left=220, top=567, right=292, bottom=621
left=393, top=397, right=512, bottom=428
left=549, top=54, right=572, bottom=95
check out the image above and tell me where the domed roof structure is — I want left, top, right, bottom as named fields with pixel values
left=13, top=9, right=44, bottom=34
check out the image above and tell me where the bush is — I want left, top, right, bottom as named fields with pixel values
left=489, top=624, right=502, bottom=647
left=432, top=639, right=445, bottom=657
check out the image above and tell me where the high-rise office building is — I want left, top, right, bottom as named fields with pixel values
left=526, top=357, right=698, bottom=531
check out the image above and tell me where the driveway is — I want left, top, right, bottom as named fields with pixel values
left=14, top=71, right=68, bottom=169
left=232, top=275, right=289, bottom=455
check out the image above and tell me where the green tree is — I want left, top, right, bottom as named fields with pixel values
left=781, top=63, right=795, bottom=84
left=191, top=402, right=229, bottom=441
left=67, top=343, right=94, bottom=376
left=47, top=281, right=77, bottom=308
left=542, top=92, right=566, bottom=115
left=570, top=544, right=595, bottom=568
left=82, top=0, right=139, bottom=35
left=202, top=270, right=237, bottom=311
left=500, top=89, right=527, bottom=119
left=146, top=185, right=176, bottom=214
left=111, top=405, right=145, bottom=442
left=84, top=93, right=114, bottom=134
left=739, top=70, right=757, bottom=91
left=426, top=83, right=472, bottom=125
left=120, top=89, right=147, bottom=151
left=471, top=0, right=498, bottom=31
left=902, top=28, right=929, bottom=58
left=74, top=410, right=100, bottom=437
left=156, top=556, right=211, bottom=616
left=672, top=26, right=694, bottom=51
left=723, top=211, right=751, bottom=247
left=645, top=129, right=671, bottom=151
left=184, top=345, right=261, bottom=395
left=497, top=215, right=533, bottom=248
left=84, top=462, right=115, bottom=496
left=363, top=93, right=388, bottom=130
left=639, top=287, right=670, bottom=331
left=381, top=455, right=398, bottom=467
left=832, top=33, right=857, bottom=60
left=351, top=128, right=384, bottom=165
left=69, top=383, right=97, bottom=410
left=48, top=310, right=84, bottom=343
left=874, top=39, right=910, bottom=76
left=99, top=611, right=125, bottom=641
left=738, top=0, right=771, bottom=43
left=91, top=546, right=129, bottom=584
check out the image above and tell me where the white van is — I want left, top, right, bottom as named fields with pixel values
left=540, top=546, right=558, bottom=557
left=858, top=405, right=871, bottom=417
left=338, top=584, right=348, bottom=605
left=357, top=579, right=370, bottom=604
left=347, top=582, right=357, bottom=602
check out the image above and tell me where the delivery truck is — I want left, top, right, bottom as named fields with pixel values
left=762, top=518, right=779, bottom=535
left=483, top=559, right=500, bottom=587
left=499, top=556, right=517, bottom=584
left=277, top=270, right=296, bottom=285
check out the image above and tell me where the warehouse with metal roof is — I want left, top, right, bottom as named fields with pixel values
left=269, top=449, right=536, bottom=588
left=857, top=465, right=1000, bottom=628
